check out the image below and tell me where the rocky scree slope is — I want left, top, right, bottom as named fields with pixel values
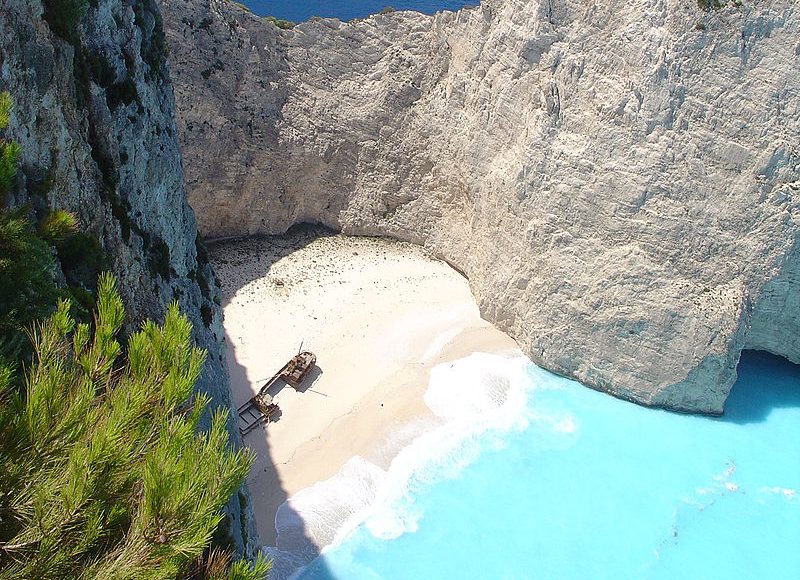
left=0, top=0, right=259, bottom=556
left=162, top=0, right=800, bottom=414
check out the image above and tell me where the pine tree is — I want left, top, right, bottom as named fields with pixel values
left=0, top=89, right=268, bottom=577
left=0, top=274, right=269, bottom=578
left=0, top=207, right=63, bottom=367
left=0, top=91, right=20, bottom=202
left=0, top=93, right=71, bottom=374
left=0, top=93, right=61, bottom=372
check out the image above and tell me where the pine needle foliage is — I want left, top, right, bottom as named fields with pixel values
left=0, top=142, right=20, bottom=203
left=0, top=92, right=21, bottom=203
left=0, top=93, right=59, bottom=371
left=0, top=208, right=62, bottom=366
left=0, top=93, right=98, bottom=375
left=37, top=209, right=78, bottom=244
left=0, top=94, right=11, bottom=130
left=187, top=548, right=270, bottom=580
left=0, top=275, right=266, bottom=579
left=229, top=553, right=271, bottom=580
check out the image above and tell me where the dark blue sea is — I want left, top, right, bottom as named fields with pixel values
left=239, top=0, right=475, bottom=22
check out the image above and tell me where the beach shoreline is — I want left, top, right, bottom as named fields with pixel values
left=210, top=227, right=519, bottom=548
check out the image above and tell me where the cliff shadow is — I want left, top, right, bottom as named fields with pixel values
left=719, top=350, right=800, bottom=425
left=227, top=349, right=333, bottom=579
left=210, top=224, right=337, bottom=579
left=206, top=223, right=336, bottom=272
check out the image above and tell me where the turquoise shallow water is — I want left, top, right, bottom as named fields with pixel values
left=298, top=351, right=800, bottom=579
left=239, top=1, right=475, bottom=22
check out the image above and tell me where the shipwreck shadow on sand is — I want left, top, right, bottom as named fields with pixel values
left=210, top=224, right=339, bottom=579
left=719, top=350, right=800, bottom=425
left=262, top=367, right=324, bottom=400
left=293, top=366, right=324, bottom=394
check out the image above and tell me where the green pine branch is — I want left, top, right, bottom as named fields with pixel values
left=0, top=275, right=268, bottom=578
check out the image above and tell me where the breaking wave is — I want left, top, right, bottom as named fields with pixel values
left=265, top=352, right=535, bottom=578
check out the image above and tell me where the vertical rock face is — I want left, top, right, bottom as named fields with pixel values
left=162, top=0, right=799, bottom=415
left=0, top=0, right=258, bottom=557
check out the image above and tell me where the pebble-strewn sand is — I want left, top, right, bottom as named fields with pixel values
left=210, top=226, right=518, bottom=546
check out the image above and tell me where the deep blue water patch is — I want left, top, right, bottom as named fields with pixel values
left=720, top=350, right=800, bottom=424
left=238, top=0, right=476, bottom=22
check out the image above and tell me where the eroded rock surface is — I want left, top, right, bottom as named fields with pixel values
left=161, top=0, right=800, bottom=414
left=0, top=0, right=259, bottom=556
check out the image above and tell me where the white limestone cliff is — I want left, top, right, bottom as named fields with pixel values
left=161, top=0, right=800, bottom=414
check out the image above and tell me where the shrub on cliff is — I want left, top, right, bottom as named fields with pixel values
left=0, top=93, right=110, bottom=376
left=0, top=93, right=63, bottom=368
left=0, top=94, right=21, bottom=203
left=0, top=93, right=106, bottom=371
left=0, top=208, right=63, bottom=367
left=0, top=274, right=269, bottom=578
left=265, top=16, right=295, bottom=29
left=697, top=0, right=725, bottom=10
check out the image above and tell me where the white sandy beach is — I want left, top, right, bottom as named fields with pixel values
left=210, top=227, right=518, bottom=547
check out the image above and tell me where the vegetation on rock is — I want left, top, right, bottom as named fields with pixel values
left=0, top=207, right=62, bottom=370
left=0, top=275, right=269, bottom=578
left=697, top=0, right=725, bottom=10
left=0, top=91, right=268, bottom=577
left=265, top=16, right=295, bottom=30
left=0, top=95, right=20, bottom=203
left=0, top=94, right=62, bottom=370
left=0, top=95, right=103, bottom=370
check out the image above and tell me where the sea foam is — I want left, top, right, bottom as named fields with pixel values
left=266, top=353, right=535, bottom=578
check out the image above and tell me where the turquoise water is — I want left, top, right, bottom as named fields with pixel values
left=239, top=1, right=475, bottom=22
left=298, top=351, right=800, bottom=579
